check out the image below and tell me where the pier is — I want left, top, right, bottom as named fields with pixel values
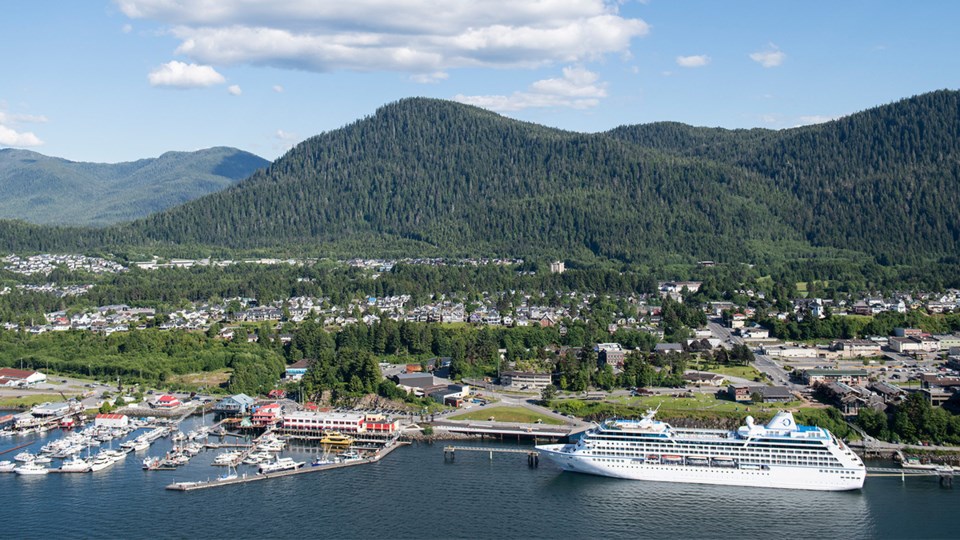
left=165, top=442, right=408, bottom=491
left=442, top=446, right=540, bottom=467
left=866, top=466, right=955, bottom=487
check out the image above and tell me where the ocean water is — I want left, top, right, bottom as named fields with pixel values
left=0, top=416, right=956, bottom=539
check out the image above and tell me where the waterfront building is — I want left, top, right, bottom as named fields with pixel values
left=252, top=403, right=283, bottom=427
left=214, top=394, right=256, bottom=416
left=94, top=413, right=129, bottom=429
left=154, top=395, right=182, bottom=408
left=282, top=411, right=366, bottom=433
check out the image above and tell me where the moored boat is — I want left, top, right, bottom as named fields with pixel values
left=15, top=461, right=49, bottom=475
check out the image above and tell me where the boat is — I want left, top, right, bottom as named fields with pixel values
left=259, top=456, right=304, bottom=474
left=32, top=455, right=53, bottom=464
left=217, top=467, right=239, bottom=482
left=536, top=409, right=866, bottom=491
left=258, top=439, right=286, bottom=452
left=171, top=431, right=186, bottom=442
left=89, top=450, right=125, bottom=472
left=901, top=456, right=939, bottom=470
left=142, top=457, right=163, bottom=470
left=336, top=450, right=362, bottom=462
left=14, top=451, right=36, bottom=462
left=15, top=461, right=49, bottom=475
left=319, top=431, right=354, bottom=446
left=243, top=451, right=272, bottom=465
left=60, top=456, right=91, bottom=473
left=0, top=460, right=16, bottom=472
left=213, top=451, right=242, bottom=466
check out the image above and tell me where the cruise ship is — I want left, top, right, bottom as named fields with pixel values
left=536, top=409, right=865, bottom=491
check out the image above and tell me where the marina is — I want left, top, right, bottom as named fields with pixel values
left=0, top=413, right=957, bottom=539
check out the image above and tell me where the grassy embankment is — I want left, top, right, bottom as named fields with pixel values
left=449, top=406, right=565, bottom=425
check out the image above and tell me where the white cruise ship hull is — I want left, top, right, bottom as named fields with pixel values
left=537, top=444, right=864, bottom=491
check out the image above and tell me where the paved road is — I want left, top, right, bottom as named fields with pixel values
left=708, top=319, right=802, bottom=390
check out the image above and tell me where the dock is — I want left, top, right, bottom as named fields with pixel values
left=442, top=446, right=540, bottom=467
left=165, top=442, right=408, bottom=491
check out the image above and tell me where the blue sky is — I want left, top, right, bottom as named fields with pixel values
left=1, top=1, right=958, bottom=163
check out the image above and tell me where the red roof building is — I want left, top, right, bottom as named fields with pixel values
left=155, top=395, right=181, bottom=408
left=253, top=403, right=282, bottom=427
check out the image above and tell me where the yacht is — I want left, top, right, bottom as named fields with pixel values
left=15, top=461, right=49, bottom=475
left=259, top=456, right=304, bottom=474
left=60, top=456, right=91, bottom=473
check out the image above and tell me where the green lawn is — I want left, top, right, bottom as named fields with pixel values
left=0, top=394, right=61, bottom=409
left=610, top=393, right=805, bottom=415
left=449, top=406, right=565, bottom=425
left=698, top=365, right=763, bottom=381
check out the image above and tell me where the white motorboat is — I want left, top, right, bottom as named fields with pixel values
left=259, top=456, right=304, bottom=474
left=14, top=451, right=36, bottom=462
left=213, top=451, right=242, bottom=466
left=0, top=460, right=16, bottom=472
left=60, top=456, right=91, bottom=473
left=15, top=462, right=49, bottom=475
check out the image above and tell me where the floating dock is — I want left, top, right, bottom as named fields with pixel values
left=165, top=442, right=408, bottom=491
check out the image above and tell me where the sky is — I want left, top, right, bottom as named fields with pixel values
left=2, top=0, right=959, bottom=163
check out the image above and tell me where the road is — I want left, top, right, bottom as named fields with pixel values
left=708, top=319, right=801, bottom=390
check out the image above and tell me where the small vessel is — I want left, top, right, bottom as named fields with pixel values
left=259, top=456, right=305, bottom=474
left=0, top=460, right=16, bottom=472
left=60, top=456, right=91, bottom=473
left=14, top=451, right=36, bottom=462
left=15, top=461, right=49, bottom=475
left=171, top=431, right=186, bottom=442
left=89, top=449, right=125, bottom=472
left=217, top=467, right=239, bottom=482
left=142, top=457, right=163, bottom=470
left=258, top=439, right=286, bottom=452
left=213, top=451, right=242, bottom=466
left=336, top=450, right=362, bottom=461
left=243, top=451, right=272, bottom=465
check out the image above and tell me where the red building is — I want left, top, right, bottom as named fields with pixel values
left=253, top=403, right=282, bottom=427
left=155, top=395, right=181, bottom=408
left=363, top=415, right=399, bottom=434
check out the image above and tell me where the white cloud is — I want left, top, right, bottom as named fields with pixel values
left=227, top=84, right=242, bottom=95
left=0, top=107, right=47, bottom=147
left=454, top=65, right=606, bottom=112
left=272, top=84, right=284, bottom=93
left=148, top=61, right=226, bottom=88
left=797, top=114, right=838, bottom=126
left=410, top=71, right=449, bottom=84
left=760, top=114, right=780, bottom=124
left=750, top=44, right=785, bottom=68
left=122, top=23, right=133, bottom=33
left=0, top=124, right=43, bottom=147
left=676, top=54, right=709, bottom=68
left=117, top=1, right=649, bottom=73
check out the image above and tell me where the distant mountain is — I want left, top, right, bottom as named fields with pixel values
left=0, top=91, right=958, bottom=266
left=0, top=147, right=269, bottom=225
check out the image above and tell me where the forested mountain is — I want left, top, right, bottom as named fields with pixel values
left=0, top=91, right=958, bottom=266
left=0, top=147, right=268, bottom=225
left=608, top=90, right=960, bottom=262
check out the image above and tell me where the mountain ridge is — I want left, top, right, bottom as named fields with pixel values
left=0, top=146, right=269, bottom=226
left=0, top=90, right=958, bottom=267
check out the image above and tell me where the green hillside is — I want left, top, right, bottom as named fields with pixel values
left=0, top=147, right=269, bottom=225
left=0, top=91, right=958, bottom=268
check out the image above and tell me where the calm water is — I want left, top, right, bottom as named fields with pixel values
left=1, top=416, right=956, bottom=540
